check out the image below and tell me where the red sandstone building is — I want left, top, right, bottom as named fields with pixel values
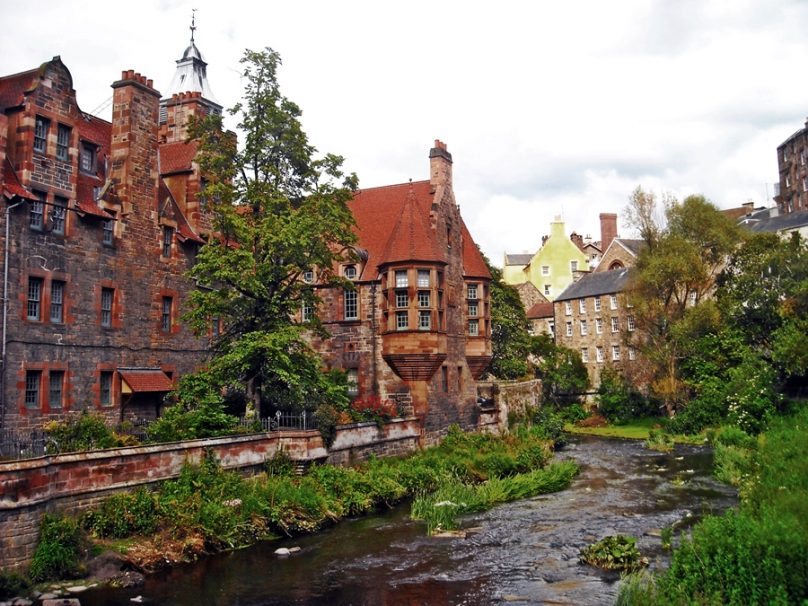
left=0, top=43, right=492, bottom=436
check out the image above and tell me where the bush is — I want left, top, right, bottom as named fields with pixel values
left=528, top=408, right=566, bottom=446
left=43, top=411, right=121, bottom=453
left=597, top=366, right=652, bottom=424
left=83, top=488, right=160, bottom=538
left=580, top=535, right=648, bottom=572
left=556, top=403, right=589, bottom=423
left=725, top=356, right=779, bottom=435
left=313, top=403, right=340, bottom=448
left=29, top=515, right=86, bottom=582
left=0, top=571, right=29, bottom=600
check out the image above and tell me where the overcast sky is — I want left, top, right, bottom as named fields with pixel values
left=2, top=0, right=806, bottom=265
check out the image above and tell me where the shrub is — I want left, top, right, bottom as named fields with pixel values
left=597, top=366, right=651, bottom=424
left=644, top=429, right=674, bottom=452
left=313, top=403, right=340, bottom=447
left=556, top=403, right=588, bottom=424
left=266, top=450, right=295, bottom=477
left=83, top=488, right=160, bottom=538
left=580, top=535, right=648, bottom=572
left=43, top=411, right=120, bottom=453
left=0, top=571, right=29, bottom=600
left=529, top=408, right=566, bottom=446
left=29, top=515, right=86, bottom=582
left=725, top=356, right=779, bottom=435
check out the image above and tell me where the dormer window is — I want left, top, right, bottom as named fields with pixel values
left=80, top=142, right=97, bottom=174
left=344, top=265, right=357, bottom=280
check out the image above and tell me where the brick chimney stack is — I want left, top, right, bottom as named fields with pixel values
left=110, top=70, right=160, bottom=216
left=429, top=139, right=452, bottom=193
left=599, top=213, right=617, bottom=253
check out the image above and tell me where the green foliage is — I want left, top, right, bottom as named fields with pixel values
left=0, top=571, right=29, bottom=600
left=579, top=535, right=648, bottom=572
left=526, top=407, right=567, bottom=446
left=29, top=515, right=86, bottom=582
left=43, top=411, right=121, bottom=453
left=555, top=403, right=589, bottom=423
left=724, top=355, right=779, bottom=435
left=83, top=488, right=161, bottom=539
left=597, top=366, right=653, bottom=424
left=644, top=428, right=674, bottom=452
left=615, top=570, right=659, bottom=606
left=313, top=403, right=340, bottom=447
left=183, top=47, right=357, bottom=413
left=531, top=334, right=589, bottom=404
left=266, top=450, right=295, bottom=477
left=485, top=259, right=532, bottom=379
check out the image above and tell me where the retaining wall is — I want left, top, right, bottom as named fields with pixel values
left=0, top=418, right=421, bottom=572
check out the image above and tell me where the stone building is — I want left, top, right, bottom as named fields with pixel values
left=309, top=141, right=492, bottom=440
left=553, top=269, right=636, bottom=389
left=595, top=238, right=645, bottom=272
left=774, top=117, right=808, bottom=215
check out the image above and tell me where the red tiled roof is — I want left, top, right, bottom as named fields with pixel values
left=76, top=114, right=111, bottom=162
left=75, top=174, right=112, bottom=218
left=0, top=67, right=39, bottom=108
left=159, top=141, right=198, bottom=174
left=526, top=301, right=554, bottom=319
left=2, top=158, right=37, bottom=201
left=159, top=180, right=205, bottom=244
left=378, top=185, right=445, bottom=270
left=461, top=219, right=491, bottom=279
left=119, top=369, right=174, bottom=393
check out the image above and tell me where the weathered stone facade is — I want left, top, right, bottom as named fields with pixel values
left=774, top=117, right=808, bottom=214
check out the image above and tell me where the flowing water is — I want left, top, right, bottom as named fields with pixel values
left=81, top=435, right=737, bottom=606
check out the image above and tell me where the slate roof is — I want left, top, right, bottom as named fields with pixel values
left=504, top=253, right=532, bottom=266
left=349, top=180, right=490, bottom=281
left=615, top=238, right=645, bottom=256
left=742, top=210, right=808, bottom=234
left=555, top=268, right=631, bottom=302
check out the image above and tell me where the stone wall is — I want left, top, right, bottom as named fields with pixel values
left=477, top=379, right=542, bottom=431
left=0, top=418, right=420, bottom=572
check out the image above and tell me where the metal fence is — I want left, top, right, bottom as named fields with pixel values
left=237, top=410, right=318, bottom=432
left=0, top=429, right=51, bottom=460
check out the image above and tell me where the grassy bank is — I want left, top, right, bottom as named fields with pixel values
left=565, top=416, right=706, bottom=444
left=3, top=424, right=578, bottom=593
left=617, top=405, right=808, bottom=605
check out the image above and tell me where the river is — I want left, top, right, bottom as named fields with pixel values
left=80, top=435, right=737, bottom=606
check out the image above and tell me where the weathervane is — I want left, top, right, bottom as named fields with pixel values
left=190, top=8, right=197, bottom=43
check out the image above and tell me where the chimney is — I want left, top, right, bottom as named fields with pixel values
left=600, top=213, right=617, bottom=252
left=110, top=70, right=160, bottom=216
left=429, top=139, right=452, bottom=193
left=570, top=231, right=584, bottom=250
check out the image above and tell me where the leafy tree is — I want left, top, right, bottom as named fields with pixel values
left=485, top=258, right=531, bottom=379
left=531, top=334, right=589, bottom=405
left=184, top=48, right=358, bottom=415
left=625, top=193, right=743, bottom=416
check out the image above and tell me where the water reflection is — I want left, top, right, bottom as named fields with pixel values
left=81, top=435, right=737, bottom=606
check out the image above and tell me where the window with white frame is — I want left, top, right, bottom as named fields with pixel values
left=594, top=297, right=601, bottom=312
left=27, top=277, right=43, bottom=321
left=102, top=213, right=115, bottom=245
left=396, top=310, right=408, bottom=330
left=544, top=284, right=551, bottom=295
left=612, top=345, right=621, bottom=361
left=579, top=299, right=586, bottom=313
left=541, top=265, right=550, bottom=276
left=344, top=290, right=358, bottom=320
left=627, top=315, right=635, bottom=331
left=596, top=346, right=604, bottom=362
left=565, top=301, right=572, bottom=315
left=395, top=290, right=408, bottom=308
left=610, top=295, right=618, bottom=309
left=581, top=347, right=589, bottom=363
left=468, top=301, right=478, bottom=317
left=548, top=320, right=554, bottom=336
left=611, top=317, right=619, bottom=333
left=344, top=265, right=357, bottom=279
left=580, top=319, right=588, bottom=336
left=80, top=142, right=97, bottom=174
left=34, top=116, right=49, bottom=153
left=346, top=369, right=359, bottom=396
left=417, top=290, right=430, bottom=307
left=689, top=290, right=697, bottom=306
left=565, top=321, right=572, bottom=337
left=467, top=283, right=478, bottom=300
left=395, top=270, right=408, bottom=288
left=628, top=346, right=636, bottom=361
left=419, top=310, right=431, bottom=330
left=468, top=319, right=479, bottom=336
left=417, top=269, right=430, bottom=287
left=301, top=301, right=313, bottom=322
left=303, top=270, right=314, bottom=283
left=30, top=192, right=45, bottom=230
left=50, top=280, right=65, bottom=324
left=596, top=318, right=603, bottom=334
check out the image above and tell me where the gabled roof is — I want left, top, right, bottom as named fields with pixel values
left=0, top=66, right=39, bottom=108
left=504, top=253, right=532, bottom=266
left=744, top=209, right=808, bottom=234
left=461, top=219, right=491, bottom=278
left=555, top=268, right=631, bottom=301
left=159, top=141, right=198, bottom=174
left=158, top=180, right=204, bottom=244
left=527, top=301, right=554, bottom=319
left=615, top=238, right=645, bottom=256
left=119, top=368, right=174, bottom=393
left=2, top=158, right=36, bottom=201
left=377, top=185, right=444, bottom=269
left=75, top=173, right=113, bottom=218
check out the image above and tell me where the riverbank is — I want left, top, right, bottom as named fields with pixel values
left=565, top=415, right=707, bottom=444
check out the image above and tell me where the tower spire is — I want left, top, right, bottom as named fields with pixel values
left=190, top=8, right=197, bottom=43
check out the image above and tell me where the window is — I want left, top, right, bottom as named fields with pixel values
left=802, top=150, right=807, bottom=166
left=611, top=317, right=619, bottom=333
left=418, top=290, right=430, bottom=307
left=803, top=177, right=808, bottom=193
left=396, top=310, right=408, bottom=330
left=346, top=369, right=359, bottom=396
left=344, top=265, right=357, bottom=279
left=417, top=270, right=430, bottom=287
left=565, top=321, right=573, bottom=337
left=594, top=297, right=601, bottom=312
left=612, top=345, right=621, bottom=361
left=544, top=284, right=551, bottom=296
left=581, top=348, right=589, bottom=363
left=50, top=280, right=65, bottom=323
left=627, top=315, right=635, bottom=332
left=301, top=302, right=313, bottom=322
left=689, top=290, right=698, bottom=306
left=212, top=317, right=221, bottom=336
left=344, top=290, right=358, bottom=320
left=100, top=371, right=113, bottom=407
left=34, top=116, right=49, bottom=153
left=457, top=365, right=463, bottom=393
left=419, top=310, right=431, bottom=330
left=395, top=270, right=408, bottom=288
left=80, top=142, right=96, bottom=174
left=610, top=295, right=618, bottom=310
left=30, top=192, right=45, bottom=230
left=468, top=319, right=479, bottom=336
left=596, top=346, right=604, bottom=363
left=51, top=196, right=67, bottom=235
left=579, top=299, right=586, bottom=313
left=56, top=124, right=70, bottom=161
left=396, top=290, right=408, bottom=308
left=25, top=370, right=41, bottom=409
left=467, top=284, right=478, bottom=300
left=161, top=296, right=173, bottom=331
left=48, top=371, right=64, bottom=409
left=303, top=270, right=314, bottom=283
left=564, top=302, right=572, bottom=316
left=441, top=366, right=448, bottom=392
left=102, top=214, right=115, bottom=245
left=580, top=319, right=588, bottom=336
left=27, top=277, right=43, bottom=320
left=101, top=288, right=114, bottom=327
left=468, top=301, right=478, bottom=317
left=548, top=320, right=554, bottom=336
left=570, top=260, right=578, bottom=272
left=541, top=265, right=550, bottom=276
left=786, top=175, right=791, bottom=188
left=628, top=347, right=636, bottom=361
left=162, top=226, right=174, bottom=258
left=596, top=318, right=603, bottom=334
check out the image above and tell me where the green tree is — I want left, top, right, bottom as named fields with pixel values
left=625, top=193, right=743, bottom=416
left=486, top=259, right=531, bottom=379
left=531, top=334, right=589, bottom=404
left=184, top=48, right=358, bottom=415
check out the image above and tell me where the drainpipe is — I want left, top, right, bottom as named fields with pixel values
left=1, top=200, right=23, bottom=429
